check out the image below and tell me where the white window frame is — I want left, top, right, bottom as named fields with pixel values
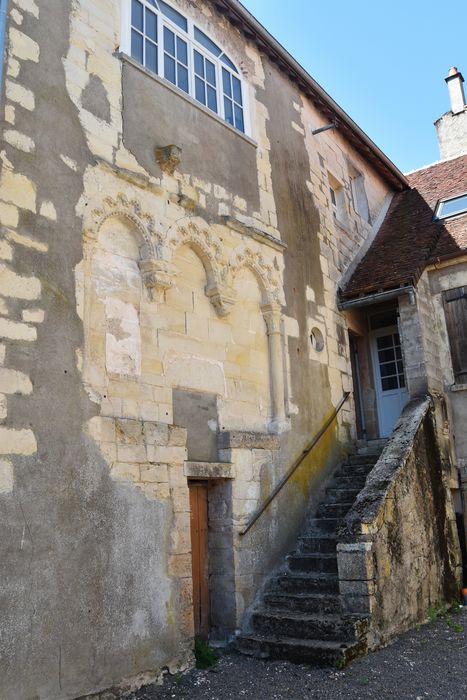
left=328, top=172, right=348, bottom=227
left=120, top=0, right=250, bottom=136
left=434, top=191, right=467, bottom=220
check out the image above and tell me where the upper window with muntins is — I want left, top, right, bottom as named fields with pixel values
left=435, top=193, right=467, bottom=219
left=126, top=0, right=246, bottom=133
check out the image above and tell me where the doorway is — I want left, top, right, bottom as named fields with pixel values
left=371, top=325, right=408, bottom=437
left=189, top=480, right=210, bottom=639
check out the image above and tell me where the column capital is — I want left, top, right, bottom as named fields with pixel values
left=261, top=302, right=282, bottom=334
left=139, top=258, right=177, bottom=298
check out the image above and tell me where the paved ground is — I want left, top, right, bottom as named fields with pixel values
left=130, top=608, right=467, bottom=700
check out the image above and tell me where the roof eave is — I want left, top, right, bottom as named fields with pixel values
left=216, top=0, right=408, bottom=191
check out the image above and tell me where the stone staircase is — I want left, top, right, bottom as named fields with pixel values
left=236, top=446, right=384, bottom=666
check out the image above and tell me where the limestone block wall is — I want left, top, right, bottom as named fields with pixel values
left=337, top=397, right=461, bottom=650
left=398, top=272, right=443, bottom=398
left=0, top=0, right=399, bottom=696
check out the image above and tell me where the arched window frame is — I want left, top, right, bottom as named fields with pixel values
left=121, top=0, right=250, bottom=136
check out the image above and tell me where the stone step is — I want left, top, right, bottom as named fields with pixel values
left=332, top=475, right=368, bottom=489
left=251, top=610, right=369, bottom=642
left=263, top=591, right=341, bottom=614
left=297, top=535, right=336, bottom=554
left=307, top=517, right=342, bottom=534
left=272, top=572, right=339, bottom=594
left=348, top=453, right=379, bottom=465
left=317, top=502, right=354, bottom=518
left=287, top=553, right=338, bottom=574
left=339, top=463, right=374, bottom=477
left=235, top=634, right=367, bottom=666
left=326, top=487, right=361, bottom=503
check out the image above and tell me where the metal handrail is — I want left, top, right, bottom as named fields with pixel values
left=239, top=391, right=351, bottom=536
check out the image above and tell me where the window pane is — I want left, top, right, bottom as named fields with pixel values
left=399, top=375, right=406, bottom=388
left=232, top=75, right=242, bottom=105
left=207, top=85, right=217, bottom=112
left=397, top=361, right=404, bottom=374
left=195, top=76, right=206, bottom=104
left=396, top=346, right=402, bottom=359
left=194, top=51, right=204, bottom=77
left=177, top=37, right=188, bottom=65
left=194, top=26, right=221, bottom=57
left=206, top=60, right=216, bottom=86
left=178, top=64, right=189, bottom=93
left=224, top=97, right=233, bottom=125
left=222, top=68, right=231, bottom=97
left=164, top=54, right=176, bottom=84
left=164, top=27, right=175, bottom=56
left=438, top=194, right=467, bottom=219
left=131, top=30, right=143, bottom=63
left=378, top=348, right=395, bottom=363
left=132, top=0, right=143, bottom=31
left=377, top=336, right=393, bottom=350
left=220, top=53, right=238, bottom=73
left=159, top=0, right=188, bottom=31
left=381, top=362, right=397, bottom=377
left=234, top=104, right=244, bottom=132
left=145, top=9, right=157, bottom=41
left=382, top=376, right=398, bottom=391
left=145, top=40, right=157, bottom=72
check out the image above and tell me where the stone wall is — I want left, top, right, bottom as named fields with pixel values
left=337, top=397, right=461, bottom=649
left=0, top=0, right=398, bottom=697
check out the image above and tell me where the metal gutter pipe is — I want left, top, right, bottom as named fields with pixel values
left=338, top=285, right=416, bottom=310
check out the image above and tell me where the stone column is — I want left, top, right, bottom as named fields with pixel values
left=261, top=302, right=286, bottom=431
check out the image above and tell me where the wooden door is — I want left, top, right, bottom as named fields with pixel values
left=189, top=481, right=210, bottom=639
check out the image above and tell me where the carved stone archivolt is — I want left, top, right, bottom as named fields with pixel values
left=84, top=195, right=287, bottom=430
left=86, top=193, right=160, bottom=260
left=167, top=221, right=237, bottom=317
left=85, top=198, right=282, bottom=319
left=232, top=247, right=282, bottom=308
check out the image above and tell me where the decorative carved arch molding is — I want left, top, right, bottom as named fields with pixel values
left=232, top=248, right=287, bottom=432
left=167, top=220, right=236, bottom=318
left=84, top=193, right=174, bottom=299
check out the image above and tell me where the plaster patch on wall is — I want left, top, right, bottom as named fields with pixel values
left=164, top=352, right=226, bottom=396
left=0, top=458, right=13, bottom=493
left=105, top=297, right=141, bottom=377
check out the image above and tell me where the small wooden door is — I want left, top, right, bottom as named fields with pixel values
left=189, top=481, right=210, bottom=639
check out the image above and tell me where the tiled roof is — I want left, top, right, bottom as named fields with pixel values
left=341, top=153, right=467, bottom=299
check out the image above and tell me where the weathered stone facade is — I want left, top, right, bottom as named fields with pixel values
left=0, top=1, right=461, bottom=698
left=338, top=397, right=461, bottom=648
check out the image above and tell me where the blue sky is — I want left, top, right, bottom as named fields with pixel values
left=241, top=0, right=467, bottom=173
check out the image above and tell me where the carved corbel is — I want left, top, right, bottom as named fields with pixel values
left=155, top=144, right=182, bottom=176
left=139, top=258, right=177, bottom=299
left=206, top=283, right=236, bottom=318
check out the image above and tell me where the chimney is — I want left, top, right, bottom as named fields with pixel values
left=445, top=66, right=466, bottom=115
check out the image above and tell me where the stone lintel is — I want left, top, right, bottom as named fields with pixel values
left=218, top=430, right=280, bottom=451
left=221, top=215, right=287, bottom=252
left=184, top=461, right=234, bottom=479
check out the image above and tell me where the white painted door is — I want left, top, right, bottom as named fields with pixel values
left=371, top=327, right=408, bottom=438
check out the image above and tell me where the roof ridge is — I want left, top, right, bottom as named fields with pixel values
left=406, top=151, right=467, bottom=176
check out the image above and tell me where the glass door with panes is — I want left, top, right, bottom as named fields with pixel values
left=371, top=326, right=408, bottom=438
